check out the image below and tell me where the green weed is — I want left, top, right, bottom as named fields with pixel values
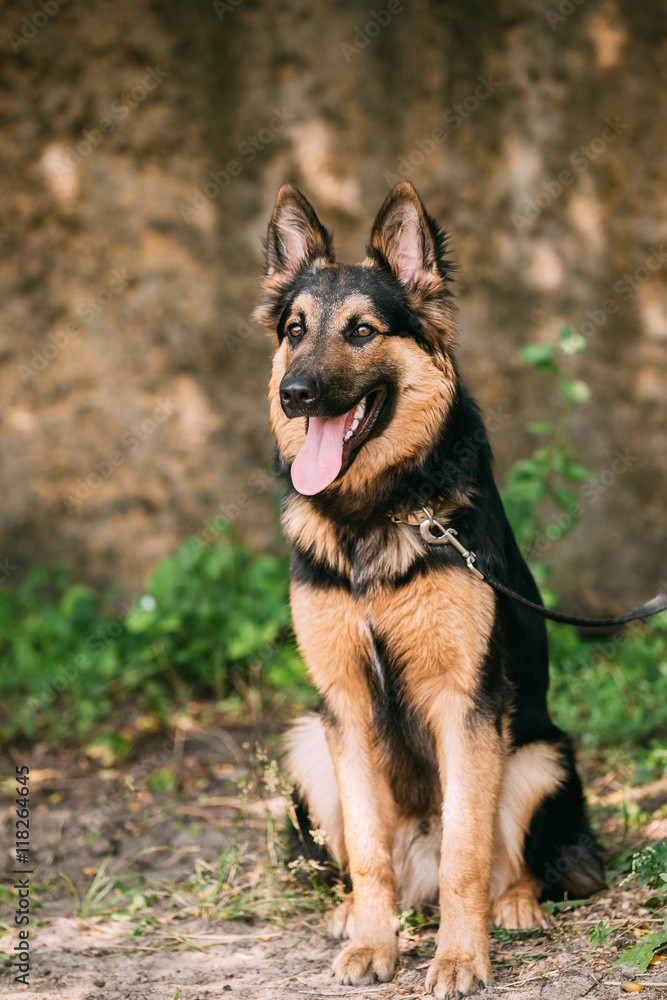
left=588, top=919, right=612, bottom=950
left=621, top=840, right=667, bottom=903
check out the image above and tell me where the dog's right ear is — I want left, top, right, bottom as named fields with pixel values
left=265, top=185, right=333, bottom=281
left=254, top=185, right=334, bottom=327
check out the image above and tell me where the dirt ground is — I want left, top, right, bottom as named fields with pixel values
left=2, top=716, right=667, bottom=1000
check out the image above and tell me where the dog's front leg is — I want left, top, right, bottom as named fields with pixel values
left=327, top=716, right=399, bottom=985
left=290, top=583, right=398, bottom=984
left=425, top=695, right=504, bottom=998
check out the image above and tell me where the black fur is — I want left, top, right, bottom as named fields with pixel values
left=288, top=794, right=344, bottom=886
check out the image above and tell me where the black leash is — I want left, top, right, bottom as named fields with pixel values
left=481, top=571, right=667, bottom=628
left=401, top=508, right=667, bottom=629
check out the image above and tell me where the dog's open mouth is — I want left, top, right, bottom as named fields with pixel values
left=291, top=387, right=386, bottom=496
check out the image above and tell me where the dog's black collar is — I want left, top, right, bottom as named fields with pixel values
left=392, top=506, right=667, bottom=629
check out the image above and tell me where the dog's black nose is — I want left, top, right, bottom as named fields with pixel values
left=280, top=375, right=319, bottom=414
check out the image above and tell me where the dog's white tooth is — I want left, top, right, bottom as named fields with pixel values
left=344, top=428, right=353, bottom=441
left=354, top=399, right=366, bottom=420
left=350, top=418, right=359, bottom=432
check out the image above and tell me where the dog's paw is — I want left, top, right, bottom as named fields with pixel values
left=492, top=881, right=549, bottom=931
left=327, top=894, right=354, bottom=940
left=425, top=953, right=491, bottom=998
left=332, top=939, right=397, bottom=985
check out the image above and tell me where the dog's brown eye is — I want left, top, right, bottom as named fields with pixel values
left=355, top=324, right=373, bottom=337
left=288, top=322, right=303, bottom=338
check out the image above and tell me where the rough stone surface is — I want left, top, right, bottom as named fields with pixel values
left=1, top=0, right=666, bottom=600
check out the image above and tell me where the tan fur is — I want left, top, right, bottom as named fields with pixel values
left=289, top=583, right=400, bottom=981
left=427, top=692, right=502, bottom=995
left=282, top=290, right=323, bottom=331
left=393, top=815, right=442, bottom=909
left=290, top=582, right=370, bottom=701
left=491, top=741, right=566, bottom=908
left=492, top=871, right=549, bottom=931
left=370, top=565, right=496, bottom=702
left=335, top=338, right=456, bottom=496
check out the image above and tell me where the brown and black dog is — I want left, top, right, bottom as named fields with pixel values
left=254, top=182, right=602, bottom=997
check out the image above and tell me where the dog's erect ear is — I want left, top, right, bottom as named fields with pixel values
left=368, top=182, right=441, bottom=288
left=367, top=182, right=456, bottom=365
left=264, top=184, right=334, bottom=280
left=254, top=185, right=334, bottom=328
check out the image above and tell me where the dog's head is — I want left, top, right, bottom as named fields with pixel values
left=255, top=182, right=458, bottom=498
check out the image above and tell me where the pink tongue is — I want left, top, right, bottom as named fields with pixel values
left=291, top=413, right=348, bottom=495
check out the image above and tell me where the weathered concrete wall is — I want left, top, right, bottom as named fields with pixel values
left=1, top=0, right=666, bottom=602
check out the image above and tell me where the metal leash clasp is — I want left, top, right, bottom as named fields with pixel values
left=418, top=508, right=484, bottom=580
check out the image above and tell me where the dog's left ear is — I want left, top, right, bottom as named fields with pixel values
left=368, top=182, right=441, bottom=289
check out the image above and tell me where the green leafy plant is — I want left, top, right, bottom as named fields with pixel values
left=588, top=919, right=612, bottom=950
left=547, top=615, right=667, bottom=750
left=398, top=907, right=439, bottom=934
left=0, top=524, right=309, bottom=743
left=502, top=327, right=667, bottom=754
left=123, top=525, right=300, bottom=698
left=145, top=768, right=178, bottom=793
left=501, top=326, right=591, bottom=587
left=612, top=917, right=667, bottom=973
left=621, top=841, right=667, bottom=902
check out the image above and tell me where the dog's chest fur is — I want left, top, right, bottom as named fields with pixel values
left=282, top=492, right=425, bottom=593
left=284, top=495, right=498, bottom=816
